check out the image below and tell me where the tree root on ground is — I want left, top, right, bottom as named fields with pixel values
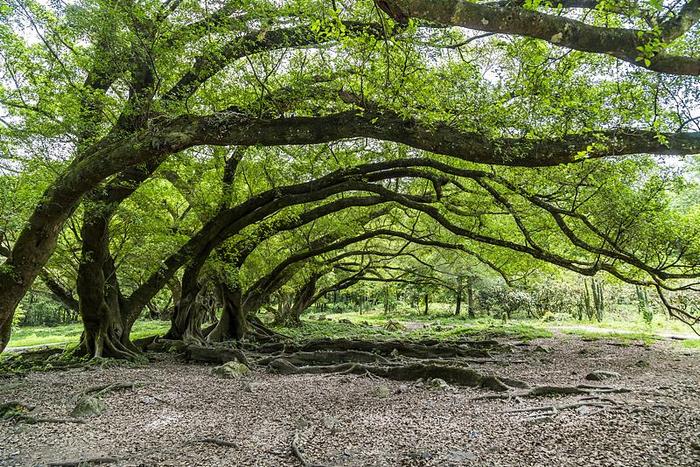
left=81, top=381, right=144, bottom=398
left=184, top=344, right=250, bottom=366
left=254, top=338, right=495, bottom=359
left=47, top=457, right=119, bottom=466
left=474, top=384, right=631, bottom=400
left=291, top=430, right=326, bottom=467
left=268, top=358, right=527, bottom=391
left=249, top=316, right=291, bottom=341
left=1, top=401, right=85, bottom=425
left=255, top=350, right=390, bottom=366
left=267, top=358, right=632, bottom=399
left=187, top=437, right=237, bottom=448
left=504, top=395, right=621, bottom=421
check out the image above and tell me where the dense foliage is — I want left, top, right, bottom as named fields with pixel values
left=2, top=0, right=700, bottom=356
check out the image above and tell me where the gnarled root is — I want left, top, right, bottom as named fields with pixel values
left=1, top=401, right=85, bottom=425
left=268, top=358, right=528, bottom=391
left=184, top=344, right=250, bottom=366
left=255, top=350, right=390, bottom=366
left=504, top=395, right=621, bottom=421
left=254, top=338, right=494, bottom=359
left=474, top=384, right=631, bottom=400
left=291, top=429, right=327, bottom=467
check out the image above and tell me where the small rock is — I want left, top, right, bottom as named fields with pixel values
left=71, top=396, right=106, bottom=418
left=295, top=417, right=311, bottom=429
left=242, top=382, right=259, bottom=393
left=375, top=384, right=391, bottom=398
left=321, top=415, right=339, bottom=430
left=634, top=359, right=651, bottom=368
left=428, top=378, right=450, bottom=390
left=585, top=370, right=621, bottom=381
left=446, top=450, right=477, bottom=462
left=395, top=384, right=409, bottom=394
left=408, top=451, right=433, bottom=461
left=212, top=361, right=250, bottom=379
left=525, top=415, right=553, bottom=425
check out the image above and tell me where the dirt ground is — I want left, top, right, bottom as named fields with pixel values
left=1, top=334, right=699, bottom=467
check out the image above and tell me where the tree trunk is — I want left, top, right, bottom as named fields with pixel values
left=280, top=274, right=320, bottom=326
left=207, top=283, right=247, bottom=342
left=273, top=293, right=294, bottom=325
left=76, top=203, right=138, bottom=359
left=467, top=277, right=476, bottom=318
left=165, top=256, right=208, bottom=342
left=455, top=289, right=462, bottom=315
left=423, top=293, right=429, bottom=315
left=591, top=278, right=605, bottom=322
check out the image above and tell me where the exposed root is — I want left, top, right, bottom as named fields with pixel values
left=188, top=437, right=238, bottom=448
left=268, top=358, right=528, bottom=391
left=291, top=430, right=326, bottom=467
left=474, top=385, right=631, bottom=400
left=1, top=401, right=84, bottom=425
left=249, top=316, right=290, bottom=341
left=254, top=338, right=494, bottom=359
left=504, top=396, right=621, bottom=420
left=18, top=415, right=87, bottom=424
left=184, top=344, right=250, bottom=366
left=81, top=381, right=143, bottom=398
left=47, top=457, right=119, bottom=466
left=255, top=350, right=390, bottom=366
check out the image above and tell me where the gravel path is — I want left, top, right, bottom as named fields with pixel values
left=1, top=336, right=698, bottom=466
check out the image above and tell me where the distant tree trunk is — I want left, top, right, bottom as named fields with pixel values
left=423, top=293, right=429, bottom=315
left=582, top=280, right=594, bottom=320
left=591, top=279, right=604, bottom=322
left=165, top=255, right=207, bottom=342
left=636, top=285, right=652, bottom=323
left=455, top=289, right=462, bottom=315
left=207, top=283, right=246, bottom=342
left=278, top=274, right=320, bottom=326
left=467, top=276, right=475, bottom=318
left=384, top=287, right=390, bottom=314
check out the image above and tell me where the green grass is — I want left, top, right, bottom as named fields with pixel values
left=9, top=304, right=699, bottom=350
left=273, top=309, right=553, bottom=342
left=284, top=304, right=698, bottom=345
left=560, top=329, right=658, bottom=345
left=8, top=320, right=170, bottom=349
left=680, top=339, right=700, bottom=350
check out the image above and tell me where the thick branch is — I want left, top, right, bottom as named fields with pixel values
left=377, top=0, right=700, bottom=75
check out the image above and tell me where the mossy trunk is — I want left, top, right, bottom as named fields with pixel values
left=467, top=276, right=476, bottom=318
left=76, top=207, right=137, bottom=359
left=207, top=284, right=247, bottom=342
left=165, top=260, right=207, bottom=342
left=275, top=274, right=319, bottom=326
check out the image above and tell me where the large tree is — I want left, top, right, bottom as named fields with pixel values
left=2, top=0, right=700, bottom=352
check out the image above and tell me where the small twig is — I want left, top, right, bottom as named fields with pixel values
left=81, top=381, right=143, bottom=398
left=18, top=415, right=86, bottom=424
left=291, top=430, right=326, bottom=467
left=188, top=437, right=237, bottom=448
left=47, top=456, right=119, bottom=466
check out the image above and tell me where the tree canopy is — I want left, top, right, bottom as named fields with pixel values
left=2, top=0, right=700, bottom=355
